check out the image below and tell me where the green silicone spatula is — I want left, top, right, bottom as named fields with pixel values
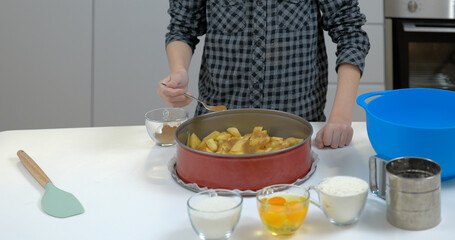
left=17, top=150, right=84, bottom=218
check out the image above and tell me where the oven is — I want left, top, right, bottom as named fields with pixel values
left=385, top=0, right=455, bottom=90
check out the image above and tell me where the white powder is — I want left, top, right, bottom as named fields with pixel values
left=318, top=176, right=368, bottom=196
left=189, top=196, right=241, bottom=239
left=154, top=121, right=183, bottom=134
left=317, top=176, right=368, bottom=225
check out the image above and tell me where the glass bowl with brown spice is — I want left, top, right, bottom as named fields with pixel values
left=145, top=108, right=188, bottom=147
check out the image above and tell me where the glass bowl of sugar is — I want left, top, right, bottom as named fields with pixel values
left=187, top=189, right=243, bottom=240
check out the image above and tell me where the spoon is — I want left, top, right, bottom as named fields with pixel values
left=160, top=83, right=227, bottom=112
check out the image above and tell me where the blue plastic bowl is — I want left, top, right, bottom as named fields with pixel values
left=357, top=88, right=455, bottom=180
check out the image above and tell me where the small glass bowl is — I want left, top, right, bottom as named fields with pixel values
left=256, top=184, right=310, bottom=237
left=145, top=108, right=188, bottom=147
left=188, top=189, right=243, bottom=240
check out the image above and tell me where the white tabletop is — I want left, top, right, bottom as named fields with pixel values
left=1, top=122, right=454, bottom=239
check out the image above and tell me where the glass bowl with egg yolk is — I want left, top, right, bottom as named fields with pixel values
left=256, top=184, right=310, bottom=237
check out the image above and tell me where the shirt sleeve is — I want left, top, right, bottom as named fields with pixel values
left=318, top=0, right=370, bottom=75
left=165, top=0, right=207, bottom=53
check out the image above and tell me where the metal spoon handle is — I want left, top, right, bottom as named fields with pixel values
left=182, top=92, right=199, bottom=102
left=160, top=82, right=214, bottom=111
left=161, top=83, right=201, bottom=103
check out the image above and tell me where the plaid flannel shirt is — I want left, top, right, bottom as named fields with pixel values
left=166, top=0, right=370, bottom=121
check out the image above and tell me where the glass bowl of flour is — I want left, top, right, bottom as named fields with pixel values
left=310, top=176, right=368, bottom=225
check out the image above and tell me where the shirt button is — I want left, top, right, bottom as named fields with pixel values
left=253, top=83, right=260, bottom=88
left=255, top=40, right=261, bottom=47
left=257, top=66, right=263, bottom=71
left=257, top=1, right=263, bottom=6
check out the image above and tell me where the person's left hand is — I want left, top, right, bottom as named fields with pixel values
left=315, top=118, right=353, bottom=149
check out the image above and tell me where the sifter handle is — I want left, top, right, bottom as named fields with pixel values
left=369, top=155, right=387, bottom=199
left=17, top=150, right=51, bottom=189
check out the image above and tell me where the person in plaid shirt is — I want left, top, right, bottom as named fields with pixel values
left=158, top=0, right=370, bottom=149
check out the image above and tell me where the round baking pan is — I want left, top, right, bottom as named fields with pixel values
left=175, top=109, right=313, bottom=191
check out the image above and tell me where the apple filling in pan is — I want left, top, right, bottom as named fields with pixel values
left=187, top=126, right=303, bottom=154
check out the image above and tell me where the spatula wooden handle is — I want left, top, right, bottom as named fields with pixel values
left=17, top=150, right=51, bottom=188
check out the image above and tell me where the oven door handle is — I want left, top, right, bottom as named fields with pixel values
left=403, top=22, right=455, bottom=33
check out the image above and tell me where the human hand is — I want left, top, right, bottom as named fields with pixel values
left=157, top=71, right=192, bottom=107
left=315, top=118, right=353, bottom=149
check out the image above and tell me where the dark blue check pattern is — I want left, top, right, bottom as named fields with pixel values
left=166, top=0, right=370, bottom=121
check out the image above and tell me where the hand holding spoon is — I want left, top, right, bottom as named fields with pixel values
left=160, top=83, right=227, bottom=112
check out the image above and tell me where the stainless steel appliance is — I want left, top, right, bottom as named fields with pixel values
left=385, top=0, right=455, bottom=90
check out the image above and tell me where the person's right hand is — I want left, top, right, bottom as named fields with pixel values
left=157, top=71, right=192, bottom=107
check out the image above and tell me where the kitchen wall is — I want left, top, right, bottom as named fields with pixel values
left=0, top=0, right=384, bottom=131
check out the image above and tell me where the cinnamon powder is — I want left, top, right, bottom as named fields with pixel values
left=154, top=124, right=178, bottom=143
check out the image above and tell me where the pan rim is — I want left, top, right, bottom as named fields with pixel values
left=175, top=108, right=313, bottom=158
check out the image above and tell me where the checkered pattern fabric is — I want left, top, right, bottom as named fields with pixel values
left=166, top=0, right=370, bottom=121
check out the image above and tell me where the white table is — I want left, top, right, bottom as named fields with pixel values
left=1, top=123, right=454, bottom=239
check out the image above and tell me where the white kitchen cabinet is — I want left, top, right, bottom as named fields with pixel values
left=85, top=0, right=384, bottom=126
left=92, top=0, right=199, bottom=127
left=0, top=0, right=384, bottom=131
left=359, top=0, right=384, bottom=24
left=323, top=1, right=385, bottom=121
left=92, top=0, right=384, bottom=126
left=325, top=25, right=385, bottom=85
left=0, top=0, right=92, bottom=131
left=0, top=0, right=197, bottom=130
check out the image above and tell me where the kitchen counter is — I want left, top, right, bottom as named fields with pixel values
left=0, top=122, right=453, bottom=239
